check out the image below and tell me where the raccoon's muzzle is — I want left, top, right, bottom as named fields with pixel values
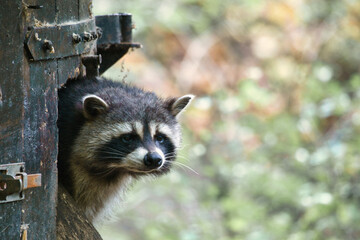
left=144, top=152, right=163, bottom=169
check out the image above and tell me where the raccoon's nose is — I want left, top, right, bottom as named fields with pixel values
left=144, top=152, right=163, bottom=169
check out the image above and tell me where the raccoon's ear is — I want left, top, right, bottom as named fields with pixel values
left=167, top=94, right=195, bottom=117
left=82, top=94, right=109, bottom=119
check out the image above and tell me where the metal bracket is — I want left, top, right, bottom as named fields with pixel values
left=82, top=54, right=102, bottom=77
left=95, top=13, right=141, bottom=74
left=0, top=163, right=41, bottom=203
left=25, top=19, right=97, bottom=61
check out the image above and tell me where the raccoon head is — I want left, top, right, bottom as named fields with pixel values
left=72, top=91, right=194, bottom=180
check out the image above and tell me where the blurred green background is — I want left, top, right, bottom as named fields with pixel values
left=93, top=0, right=360, bottom=239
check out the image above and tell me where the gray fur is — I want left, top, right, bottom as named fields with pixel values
left=57, top=77, right=193, bottom=224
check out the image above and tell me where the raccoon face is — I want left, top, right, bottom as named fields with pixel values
left=72, top=93, right=194, bottom=179
left=95, top=121, right=177, bottom=174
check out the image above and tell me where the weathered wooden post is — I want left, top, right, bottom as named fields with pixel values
left=0, top=2, right=139, bottom=239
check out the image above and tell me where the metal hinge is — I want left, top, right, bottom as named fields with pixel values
left=0, top=163, right=41, bottom=203
left=25, top=19, right=98, bottom=61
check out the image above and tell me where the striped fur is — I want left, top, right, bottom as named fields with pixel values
left=58, top=76, right=193, bottom=224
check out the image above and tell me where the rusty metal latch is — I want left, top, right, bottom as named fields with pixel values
left=0, top=163, right=41, bottom=203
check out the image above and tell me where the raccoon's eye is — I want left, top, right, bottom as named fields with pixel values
left=154, top=134, right=165, bottom=144
left=121, top=134, right=137, bottom=144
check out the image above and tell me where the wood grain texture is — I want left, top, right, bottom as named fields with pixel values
left=0, top=0, right=95, bottom=239
left=0, top=1, right=30, bottom=238
left=56, top=184, right=103, bottom=240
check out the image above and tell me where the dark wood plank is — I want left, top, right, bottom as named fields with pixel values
left=22, top=1, right=58, bottom=239
left=21, top=60, right=58, bottom=240
left=0, top=0, right=27, bottom=238
left=0, top=0, right=59, bottom=239
left=56, top=0, right=79, bottom=23
left=23, top=0, right=57, bottom=25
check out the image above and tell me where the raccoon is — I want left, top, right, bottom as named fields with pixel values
left=57, top=76, right=193, bottom=224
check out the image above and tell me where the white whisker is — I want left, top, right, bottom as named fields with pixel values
left=165, top=160, right=199, bottom=175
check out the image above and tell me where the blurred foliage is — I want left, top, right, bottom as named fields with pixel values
left=93, top=0, right=360, bottom=239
